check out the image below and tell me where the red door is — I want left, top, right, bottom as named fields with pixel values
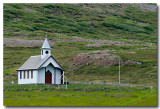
left=45, top=71, right=52, bottom=84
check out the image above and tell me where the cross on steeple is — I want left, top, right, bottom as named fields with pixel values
left=46, top=32, right=47, bottom=38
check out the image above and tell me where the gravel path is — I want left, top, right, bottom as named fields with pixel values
left=4, top=37, right=151, bottom=47
left=3, top=38, right=55, bottom=47
left=3, top=37, right=129, bottom=47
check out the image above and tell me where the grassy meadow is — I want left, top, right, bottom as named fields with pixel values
left=3, top=3, right=157, bottom=106
left=4, top=84, right=157, bottom=106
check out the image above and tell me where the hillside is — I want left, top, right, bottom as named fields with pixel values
left=3, top=3, right=157, bottom=85
left=4, top=3, right=157, bottom=42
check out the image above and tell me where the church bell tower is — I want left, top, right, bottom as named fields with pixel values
left=41, top=33, right=51, bottom=59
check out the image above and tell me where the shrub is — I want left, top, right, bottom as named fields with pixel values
left=43, top=4, right=56, bottom=9
left=10, top=4, right=23, bottom=9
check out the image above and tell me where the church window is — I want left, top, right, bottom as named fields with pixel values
left=42, top=50, right=43, bottom=55
left=45, top=51, right=49, bottom=54
left=31, top=70, right=33, bottom=79
left=24, top=71, right=26, bottom=79
left=27, top=71, right=29, bottom=79
left=20, top=71, right=22, bottom=79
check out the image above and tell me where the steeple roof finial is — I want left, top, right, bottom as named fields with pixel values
left=41, top=32, right=50, bottom=49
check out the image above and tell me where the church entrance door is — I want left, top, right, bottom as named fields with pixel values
left=45, top=70, right=52, bottom=84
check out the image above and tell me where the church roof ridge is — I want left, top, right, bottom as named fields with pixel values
left=17, top=54, right=64, bottom=71
left=31, top=55, right=41, bottom=57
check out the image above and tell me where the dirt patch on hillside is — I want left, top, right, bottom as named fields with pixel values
left=53, top=36, right=149, bottom=47
left=71, top=50, right=118, bottom=67
left=131, top=4, right=157, bottom=12
left=3, top=37, right=129, bottom=47
left=3, top=38, right=55, bottom=47
left=4, top=35, right=150, bottom=47
left=71, top=50, right=142, bottom=68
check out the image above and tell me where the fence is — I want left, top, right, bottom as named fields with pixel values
left=3, top=80, right=156, bottom=89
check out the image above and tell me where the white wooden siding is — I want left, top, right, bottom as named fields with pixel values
left=38, top=67, right=45, bottom=84
left=18, top=70, right=38, bottom=84
left=56, top=69, right=61, bottom=84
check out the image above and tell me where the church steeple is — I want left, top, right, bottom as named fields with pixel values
left=41, top=33, right=51, bottom=59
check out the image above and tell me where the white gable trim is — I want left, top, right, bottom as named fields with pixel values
left=40, top=56, right=63, bottom=70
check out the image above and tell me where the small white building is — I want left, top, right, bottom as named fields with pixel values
left=17, top=36, right=64, bottom=84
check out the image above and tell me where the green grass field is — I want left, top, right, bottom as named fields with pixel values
left=3, top=84, right=157, bottom=106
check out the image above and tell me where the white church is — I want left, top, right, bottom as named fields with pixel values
left=17, top=35, right=64, bottom=84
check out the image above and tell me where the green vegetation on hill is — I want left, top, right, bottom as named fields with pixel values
left=4, top=3, right=157, bottom=43
left=3, top=3, right=157, bottom=84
